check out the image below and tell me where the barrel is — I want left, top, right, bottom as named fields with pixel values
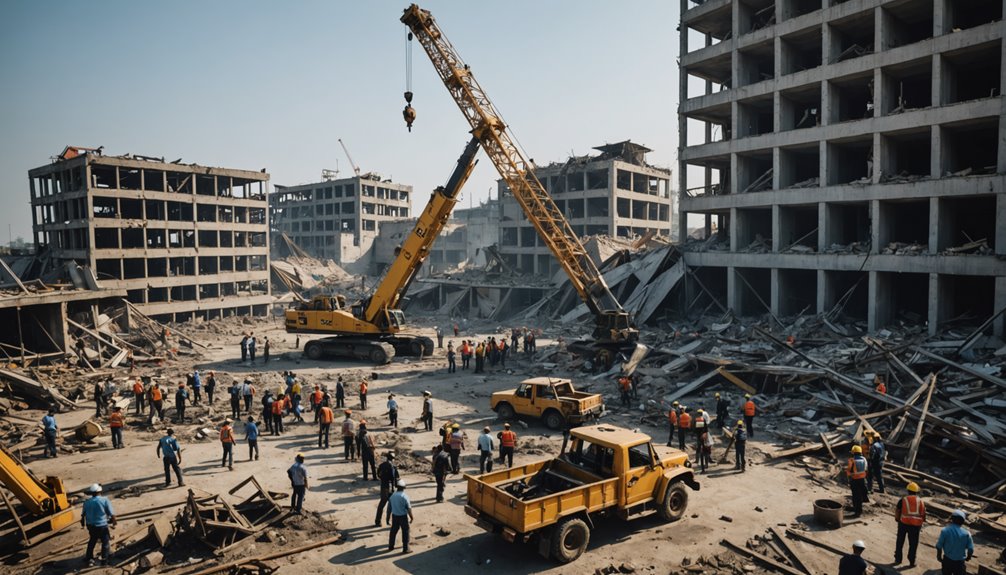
left=813, top=498, right=844, bottom=527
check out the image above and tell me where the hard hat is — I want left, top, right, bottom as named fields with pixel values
left=852, top=445, right=862, bottom=454
left=423, top=390, right=431, bottom=396
left=88, top=483, right=102, bottom=494
left=907, top=482, right=919, bottom=493
left=672, top=401, right=679, bottom=406
left=397, top=480, right=407, bottom=488
left=224, top=418, right=233, bottom=424
left=951, top=509, right=967, bottom=520
left=452, top=423, right=460, bottom=429
left=504, top=423, right=511, bottom=428
left=737, top=420, right=744, bottom=426
left=697, top=409, right=704, bottom=413
left=483, top=426, right=491, bottom=433
left=745, top=394, right=751, bottom=398
left=715, top=393, right=721, bottom=398
left=852, top=540, right=866, bottom=550
left=360, top=420, right=367, bottom=426
left=386, top=452, right=396, bottom=459
left=344, top=409, right=352, bottom=415
left=296, top=453, right=305, bottom=460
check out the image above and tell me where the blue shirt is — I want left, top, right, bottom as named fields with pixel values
left=478, top=433, right=494, bottom=452
left=193, top=372, right=201, bottom=388
left=158, top=436, right=180, bottom=459
left=936, top=524, right=974, bottom=561
left=41, top=415, right=57, bottom=432
left=389, top=490, right=411, bottom=516
left=245, top=422, right=259, bottom=441
left=288, top=462, right=308, bottom=486
left=83, top=496, right=114, bottom=527
left=387, top=399, right=398, bottom=411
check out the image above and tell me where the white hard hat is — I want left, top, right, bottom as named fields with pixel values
left=951, top=509, right=967, bottom=520
left=397, top=480, right=407, bottom=488
left=852, top=540, right=866, bottom=549
left=88, top=483, right=102, bottom=494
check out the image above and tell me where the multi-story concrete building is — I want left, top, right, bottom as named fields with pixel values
left=499, top=141, right=674, bottom=276
left=29, top=146, right=271, bottom=322
left=678, top=0, right=1006, bottom=334
left=270, top=173, right=411, bottom=269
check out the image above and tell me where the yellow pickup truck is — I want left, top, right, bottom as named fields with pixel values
left=464, top=425, right=699, bottom=563
left=490, top=377, right=604, bottom=430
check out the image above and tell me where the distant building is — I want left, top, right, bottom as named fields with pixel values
left=29, top=146, right=271, bottom=322
left=498, top=141, right=673, bottom=276
left=270, top=173, right=411, bottom=270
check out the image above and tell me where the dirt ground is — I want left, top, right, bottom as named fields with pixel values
left=7, top=316, right=1005, bottom=575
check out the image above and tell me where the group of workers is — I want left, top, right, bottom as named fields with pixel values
left=662, top=392, right=757, bottom=472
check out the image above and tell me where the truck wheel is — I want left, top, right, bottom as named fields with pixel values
left=369, top=347, right=388, bottom=364
left=409, top=340, right=424, bottom=357
left=304, top=342, right=323, bottom=360
left=543, top=409, right=564, bottom=430
left=496, top=403, right=515, bottom=421
left=550, top=517, right=589, bottom=564
left=658, top=482, right=688, bottom=522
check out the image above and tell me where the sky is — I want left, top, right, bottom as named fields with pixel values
left=0, top=1, right=680, bottom=244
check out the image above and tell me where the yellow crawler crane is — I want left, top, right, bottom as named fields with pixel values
left=0, top=443, right=74, bottom=545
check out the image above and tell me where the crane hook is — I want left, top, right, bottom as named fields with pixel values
left=403, top=102, right=416, bottom=132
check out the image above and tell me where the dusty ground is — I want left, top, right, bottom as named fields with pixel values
left=6, top=316, right=1005, bottom=575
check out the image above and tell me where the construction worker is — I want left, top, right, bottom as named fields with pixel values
left=666, top=401, right=679, bottom=447
left=311, top=385, right=324, bottom=422
left=693, top=408, right=708, bottom=448
left=846, top=445, right=869, bottom=516
left=936, top=510, right=974, bottom=575
left=261, top=390, right=274, bottom=434
left=342, top=410, right=357, bottom=462
left=894, top=482, right=926, bottom=566
left=228, top=381, right=241, bottom=420
left=359, top=379, right=368, bottom=410
left=318, top=402, right=334, bottom=448
left=132, top=378, right=145, bottom=415
left=436, top=326, right=444, bottom=348
left=93, top=381, right=105, bottom=418
left=678, top=407, right=692, bottom=451
left=245, top=416, right=259, bottom=461
left=287, top=453, right=308, bottom=514
left=271, top=393, right=285, bottom=436
left=838, top=540, right=869, bottom=575
left=41, top=409, right=58, bottom=458
left=376, top=452, right=400, bottom=526
left=220, top=418, right=235, bottom=470
left=358, top=420, right=377, bottom=480
left=698, top=428, right=712, bottom=473
left=734, top=420, right=747, bottom=471
left=433, top=445, right=450, bottom=502
left=460, top=340, right=471, bottom=370
left=335, top=377, right=345, bottom=408
left=290, top=378, right=303, bottom=421
left=205, top=371, right=216, bottom=405
left=447, top=343, right=457, bottom=373
left=421, top=391, right=433, bottom=431
left=498, top=423, right=517, bottom=468
left=192, top=370, right=202, bottom=405
left=618, top=374, right=632, bottom=407
left=174, top=384, right=188, bottom=423
left=241, top=379, right=255, bottom=414
left=477, top=426, right=495, bottom=474
left=387, top=394, right=399, bottom=428
left=156, top=429, right=183, bottom=487
left=449, top=423, right=465, bottom=474
left=474, top=341, right=485, bottom=373
left=109, top=406, right=125, bottom=449
left=387, top=480, right=413, bottom=554
left=439, top=421, right=454, bottom=450
left=875, top=374, right=887, bottom=395
left=867, top=431, right=886, bottom=494
left=715, top=393, right=729, bottom=428
left=743, top=394, right=757, bottom=438
left=81, top=483, right=116, bottom=567
left=149, top=383, right=164, bottom=421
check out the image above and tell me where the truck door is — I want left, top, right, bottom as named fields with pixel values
left=623, top=441, right=662, bottom=507
left=528, top=385, right=544, bottom=417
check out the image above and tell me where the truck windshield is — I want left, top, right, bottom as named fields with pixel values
left=628, top=442, right=655, bottom=469
left=566, top=439, right=615, bottom=477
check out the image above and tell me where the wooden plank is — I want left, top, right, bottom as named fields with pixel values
left=912, top=347, right=1006, bottom=391
left=905, top=374, right=937, bottom=469
left=721, top=539, right=808, bottom=575
left=770, top=527, right=814, bottom=575
left=819, top=433, right=837, bottom=462
left=664, top=368, right=721, bottom=403
left=178, top=534, right=342, bottom=575
left=717, top=367, right=756, bottom=394
left=772, top=439, right=852, bottom=459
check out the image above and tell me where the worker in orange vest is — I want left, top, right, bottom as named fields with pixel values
left=846, top=445, right=869, bottom=516
left=108, top=406, right=125, bottom=449
left=875, top=375, right=887, bottom=395
left=359, top=380, right=369, bottom=410
left=311, top=385, right=324, bottom=422
left=666, top=401, right=679, bottom=447
left=132, top=378, right=145, bottom=415
left=618, top=375, right=632, bottom=407
left=149, top=383, right=164, bottom=422
left=318, top=403, right=334, bottom=448
left=677, top=407, right=692, bottom=451
left=743, top=394, right=757, bottom=438
left=497, top=423, right=517, bottom=468
left=220, top=418, right=235, bottom=470
left=271, top=394, right=286, bottom=436
left=894, top=482, right=926, bottom=566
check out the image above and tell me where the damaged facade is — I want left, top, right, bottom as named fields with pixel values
left=499, top=141, right=675, bottom=276
left=678, top=0, right=1006, bottom=334
left=29, top=147, right=272, bottom=323
left=269, top=173, right=412, bottom=270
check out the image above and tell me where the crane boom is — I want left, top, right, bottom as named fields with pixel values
left=338, top=138, right=361, bottom=177
left=400, top=4, right=636, bottom=343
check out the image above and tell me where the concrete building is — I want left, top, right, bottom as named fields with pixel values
left=499, top=141, right=674, bottom=276
left=269, top=173, right=411, bottom=270
left=678, top=0, right=1006, bottom=334
left=29, top=147, right=271, bottom=322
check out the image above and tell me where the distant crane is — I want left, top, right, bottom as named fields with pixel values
left=321, top=159, right=340, bottom=181
left=338, top=138, right=361, bottom=177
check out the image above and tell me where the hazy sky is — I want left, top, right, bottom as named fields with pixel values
left=0, top=1, right=679, bottom=243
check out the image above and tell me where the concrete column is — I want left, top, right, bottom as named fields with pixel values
left=996, top=194, right=1006, bottom=257
left=729, top=207, right=739, bottom=252
left=816, top=269, right=827, bottom=315
left=928, top=273, right=939, bottom=337
left=867, top=270, right=883, bottom=332
left=770, top=268, right=781, bottom=318
left=930, top=125, right=942, bottom=178
left=772, top=146, right=781, bottom=191
left=1000, top=34, right=1006, bottom=172
left=928, top=197, right=939, bottom=255
left=771, top=204, right=781, bottom=252
left=727, top=266, right=737, bottom=312
left=872, top=68, right=884, bottom=120
left=730, top=152, right=740, bottom=196
left=870, top=200, right=881, bottom=253
left=933, top=0, right=947, bottom=36
left=994, top=276, right=1006, bottom=337
left=871, top=132, right=882, bottom=184
left=818, top=140, right=828, bottom=188
left=818, top=202, right=828, bottom=252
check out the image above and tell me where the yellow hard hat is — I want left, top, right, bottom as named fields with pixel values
left=737, top=420, right=744, bottom=426
left=715, top=393, right=721, bottom=398
left=745, top=394, right=751, bottom=399
left=852, top=445, right=862, bottom=454
left=907, top=482, right=919, bottom=493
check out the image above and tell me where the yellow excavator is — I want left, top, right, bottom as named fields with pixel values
left=0, top=444, right=75, bottom=545
left=285, top=138, right=481, bottom=364
left=401, top=4, right=639, bottom=352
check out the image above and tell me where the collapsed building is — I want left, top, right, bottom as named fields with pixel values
left=677, top=0, right=1006, bottom=335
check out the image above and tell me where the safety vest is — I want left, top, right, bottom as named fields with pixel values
left=899, top=496, right=925, bottom=526
left=151, top=387, right=163, bottom=401
left=744, top=400, right=756, bottom=417
left=109, top=412, right=124, bottom=428
left=220, top=426, right=234, bottom=443
left=312, top=390, right=323, bottom=405
left=475, top=344, right=485, bottom=357
left=876, top=383, right=887, bottom=395
left=272, top=400, right=284, bottom=415
left=132, top=382, right=143, bottom=395
left=847, top=456, right=868, bottom=480
left=679, top=413, right=692, bottom=429
left=694, top=416, right=707, bottom=430
left=618, top=377, right=632, bottom=391
left=319, top=407, right=334, bottom=424
left=461, top=343, right=470, bottom=355
left=360, top=382, right=368, bottom=394
left=449, top=432, right=464, bottom=450
left=500, top=430, right=517, bottom=447
left=668, top=410, right=678, bottom=425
